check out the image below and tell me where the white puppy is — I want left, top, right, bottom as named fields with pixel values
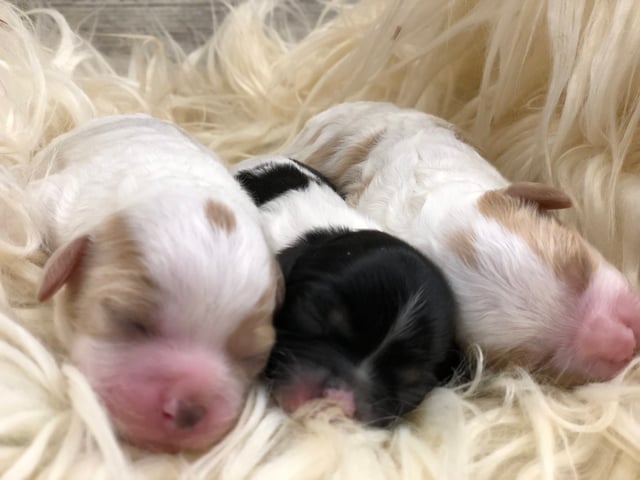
left=26, top=114, right=282, bottom=452
left=284, top=101, right=640, bottom=384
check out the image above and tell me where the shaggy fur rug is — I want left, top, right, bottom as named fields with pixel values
left=1, top=0, right=640, bottom=478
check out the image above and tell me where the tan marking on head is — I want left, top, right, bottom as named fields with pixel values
left=477, top=190, right=598, bottom=293
left=448, top=229, right=478, bottom=269
left=204, top=199, right=236, bottom=233
left=226, top=260, right=280, bottom=378
left=303, top=131, right=384, bottom=189
left=336, top=131, right=383, bottom=176
left=504, top=182, right=572, bottom=211
left=57, top=214, right=158, bottom=340
left=301, top=136, right=343, bottom=173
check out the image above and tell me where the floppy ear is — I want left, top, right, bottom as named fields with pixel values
left=37, top=235, right=91, bottom=302
left=503, top=181, right=572, bottom=211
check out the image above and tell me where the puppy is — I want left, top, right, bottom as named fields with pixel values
left=26, top=114, right=282, bottom=452
left=283, top=101, right=640, bottom=384
left=233, top=155, right=461, bottom=426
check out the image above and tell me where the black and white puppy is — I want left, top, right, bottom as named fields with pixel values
left=233, top=155, right=463, bottom=427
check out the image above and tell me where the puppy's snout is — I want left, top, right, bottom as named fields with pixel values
left=275, top=378, right=357, bottom=418
left=163, top=398, right=207, bottom=430
left=322, top=387, right=356, bottom=417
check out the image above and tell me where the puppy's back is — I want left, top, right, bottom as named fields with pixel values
left=27, top=114, right=258, bottom=247
left=234, top=155, right=378, bottom=251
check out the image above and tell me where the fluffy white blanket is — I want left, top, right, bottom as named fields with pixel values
left=1, top=1, right=639, bottom=478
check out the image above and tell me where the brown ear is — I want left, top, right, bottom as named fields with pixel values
left=503, top=182, right=572, bottom=210
left=37, top=235, right=91, bottom=302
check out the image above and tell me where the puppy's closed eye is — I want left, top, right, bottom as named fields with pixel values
left=227, top=313, right=275, bottom=377
left=101, top=300, right=156, bottom=339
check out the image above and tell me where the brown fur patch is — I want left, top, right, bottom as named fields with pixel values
left=304, top=131, right=384, bottom=188
left=477, top=190, right=597, bottom=294
left=448, top=229, right=478, bottom=268
left=504, top=182, right=572, bottom=210
left=226, top=261, right=279, bottom=377
left=337, top=132, right=383, bottom=177
left=204, top=199, right=236, bottom=232
left=58, top=214, right=158, bottom=339
left=302, top=136, right=344, bottom=172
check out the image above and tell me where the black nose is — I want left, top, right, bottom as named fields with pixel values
left=174, top=402, right=207, bottom=430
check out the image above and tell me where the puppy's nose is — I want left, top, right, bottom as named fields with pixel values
left=163, top=399, right=207, bottom=430
left=322, top=387, right=356, bottom=417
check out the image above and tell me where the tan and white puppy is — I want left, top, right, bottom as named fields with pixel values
left=27, top=114, right=282, bottom=452
left=284, top=101, right=640, bottom=384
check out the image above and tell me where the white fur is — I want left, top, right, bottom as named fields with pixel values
left=23, top=114, right=280, bottom=452
left=28, top=114, right=274, bottom=340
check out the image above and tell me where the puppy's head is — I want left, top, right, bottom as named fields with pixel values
left=265, top=229, right=460, bottom=426
left=447, top=182, right=640, bottom=383
left=38, top=193, right=283, bottom=452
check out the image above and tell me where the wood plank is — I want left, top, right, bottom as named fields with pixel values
left=11, top=0, right=322, bottom=59
left=13, top=0, right=234, bottom=60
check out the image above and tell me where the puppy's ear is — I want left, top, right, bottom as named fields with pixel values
left=37, top=235, right=91, bottom=302
left=502, top=182, right=572, bottom=211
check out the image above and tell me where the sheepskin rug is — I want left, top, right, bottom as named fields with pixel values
left=1, top=0, right=640, bottom=478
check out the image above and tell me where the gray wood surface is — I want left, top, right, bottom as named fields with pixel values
left=11, top=0, right=322, bottom=66
left=12, top=1, right=226, bottom=61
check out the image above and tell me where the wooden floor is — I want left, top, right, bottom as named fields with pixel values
left=13, top=0, right=230, bottom=60
left=12, top=0, right=320, bottom=63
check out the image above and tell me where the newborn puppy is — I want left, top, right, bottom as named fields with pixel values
left=233, top=155, right=460, bottom=426
left=284, top=101, right=640, bottom=384
left=26, top=115, right=282, bottom=452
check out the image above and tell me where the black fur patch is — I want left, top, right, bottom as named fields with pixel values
left=235, top=158, right=342, bottom=206
left=266, top=228, right=464, bottom=426
left=288, top=158, right=343, bottom=197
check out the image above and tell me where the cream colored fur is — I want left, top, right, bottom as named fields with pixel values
left=1, top=0, right=639, bottom=478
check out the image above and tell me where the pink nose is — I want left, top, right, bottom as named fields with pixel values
left=78, top=340, right=245, bottom=451
left=322, top=388, right=356, bottom=417
left=276, top=383, right=356, bottom=418
left=163, top=398, right=208, bottom=430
